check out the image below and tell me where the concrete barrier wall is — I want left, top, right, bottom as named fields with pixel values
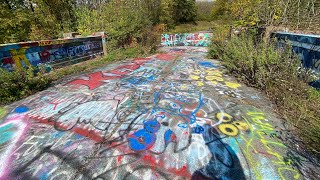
left=272, top=32, right=320, bottom=73
left=0, top=36, right=105, bottom=71
left=161, top=33, right=212, bottom=47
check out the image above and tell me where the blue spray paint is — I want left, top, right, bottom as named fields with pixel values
left=128, top=119, right=160, bottom=151
left=14, top=106, right=29, bottom=113
left=191, top=125, right=245, bottom=180
left=198, top=61, right=217, bottom=68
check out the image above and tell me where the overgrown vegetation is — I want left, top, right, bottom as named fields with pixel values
left=0, top=46, right=148, bottom=105
left=211, top=0, right=320, bottom=31
left=210, top=32, right=320, bottom=156
left=164, top=21, right=214, bottom=34
left=195, top=1, right=214, bottom=21
left=208, top=0, right=320, bottom=157
left=0, top=0, right=199, bottom=104
left=0, top=0, right=198, bottom=45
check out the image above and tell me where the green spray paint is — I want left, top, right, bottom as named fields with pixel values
left=0, top=107, right=7, bottom=120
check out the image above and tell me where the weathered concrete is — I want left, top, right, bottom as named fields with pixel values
left=161, top=33, right=212, bottom=47
left=272, top=32, right=320, bottom=89
left=273, top=32, right=320, bottom=73
left=0, top=35, right=106, bottom=72
left=0, top=46, right=318, bottom=179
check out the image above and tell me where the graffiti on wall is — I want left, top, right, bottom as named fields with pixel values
left=0, top=46, right=317, bottom=179
left=0, top=36, right=104, bottom=71
left=273, top=32, right=320, bottom=72
left=161, top=33, right=212, bottom=47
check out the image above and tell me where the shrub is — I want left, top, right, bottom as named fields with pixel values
left=0, top=68, right=51, bottom=104
left=210, top=34, right=320, bottom=156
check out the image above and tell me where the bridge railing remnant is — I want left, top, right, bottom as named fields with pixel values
left=272, top=32, right=320, bottom=73
left=0, top=33, right=107, bottom=72
left=161, top=33, right=212, bottom=47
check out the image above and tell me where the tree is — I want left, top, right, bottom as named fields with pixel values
left=172, top=0, right=197, bottom=24
left=0, top=1, right=31, bottom=43
left=28, top=0, right=78, bottom=40
left=160, top=0, right=175, bottom=27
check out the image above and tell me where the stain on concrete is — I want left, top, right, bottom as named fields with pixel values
left=0, top=46, right=319, bottom=180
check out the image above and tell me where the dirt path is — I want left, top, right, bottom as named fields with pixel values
left=0, top=46, right=318, bottom=179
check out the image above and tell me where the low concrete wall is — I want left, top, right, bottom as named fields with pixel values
left=0, top=35, right=106, bottom=71
left=272, top=32, right=320, bottom=73
left=161, top=33, right=212, bottom=47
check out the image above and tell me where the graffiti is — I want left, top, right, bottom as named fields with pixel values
left=198, top=61, right=217, bottom=68
left=0, top=36, right=104, bottom=71
left=0, top=107, right=7, bottom=119
left=189, top=67, right=242, bottom=91
left=14, top=106, right=29, bottom=114
left=215, top=112, right=249, bottom=137
left=128, top=119, right=161, bottom=151
left=0, top=119, right=28, bottom=178
left=273, top=32, right=320, bottom=75
left=67, top=60, right=150, bottom=89
left=0, top=46, right=317, bottom=179
left=192, top=125, right=245, bottom=179
left=68, top=71, right=119, bottom=90
left=239, top=110, right=302, bottom=179
left=312, top=58, right=320, bottom=71
left=161, top=33, right=212, bottom=47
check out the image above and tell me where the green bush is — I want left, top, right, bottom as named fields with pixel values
left=0, top=68, right=51, bottom=104
left=210, top=34, right=320, bottom=156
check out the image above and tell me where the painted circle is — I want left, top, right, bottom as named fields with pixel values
left=128, top=129, right=156, bottom=151
left=218, top=124, right=239, bottom=136
left=216, top=112, right=233, bottom=123
left=144, top=120, right=160, bottom=133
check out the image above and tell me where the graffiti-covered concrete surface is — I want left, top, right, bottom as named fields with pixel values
left=161, top=33, right=212, bottom=47
left=0, top=46, right=319, bottom=180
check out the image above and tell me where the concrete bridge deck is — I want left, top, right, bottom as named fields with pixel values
left=0, top=46, right=318, bottom=179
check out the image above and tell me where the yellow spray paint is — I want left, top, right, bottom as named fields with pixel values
left=197, top=81, right=204, bottom=86
left=211, top=81, right=218, bottom=85
left=216, top=112, right=233, bottom=123
left=10, top=48, right=31, bottom=69
left=192, top=69, right=201, bottom=75
left=205, top=76, right=223, bottom=82
left=278, top=167, right=300, bottom=180
left=241, top=111, right=301, bottom=180
left=218, top=124, right=239, bottom=136
left=225, top=82, right=241, bottom=89
left=190, top=75, right=200, bottom=80
left=206, top=69, right=222, bottom=76
left=233, top=121, right=249, bottom=131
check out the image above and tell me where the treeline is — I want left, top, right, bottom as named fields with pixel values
left=210, top=0, right=320, bottom=31
left=0, top=0, right=197, bottom=46
left=2, top=0, right=318, bottom=45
